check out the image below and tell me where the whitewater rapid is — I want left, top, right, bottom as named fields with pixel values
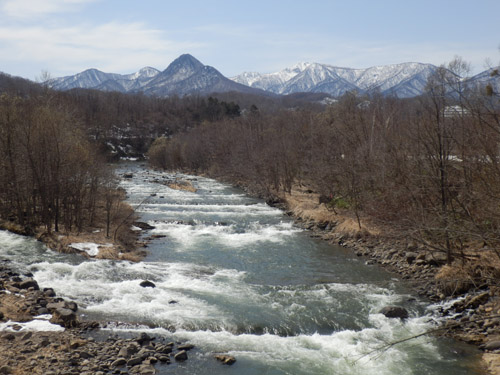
left=0, top=164, right=481, bottom=374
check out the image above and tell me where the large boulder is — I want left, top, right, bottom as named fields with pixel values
left=379, top=306, right=409, bottom=319
left=140, top=280, right=156, bottom=288
left=133, top=222, right=155, bottom=230
left=174, top=350, right=188, bottom=361
left=50, top=307, right=79, bottom=328
left=18, top=278, right=39, bottom=290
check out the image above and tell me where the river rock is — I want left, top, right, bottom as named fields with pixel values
left=139, top=280, right=156, bottom=288
left=43, top=288, right=56, bottom=297
left=137, top=347, right=155, bottom=359
left=0, top=365, right=12, bottom=374
left=111, top=358, right=127, bottom=367
left=19, top=278, right=39, bottom=290
left=484, top=340, right=500, bottom=351
left=46, top=301, right=66, bottom=312
left=405, top=252, right=418, bottom=264
left=69, top=339, right=86, bottom=349
left=2, top=333, right=15, bottom=341
left=379, top=306, right=409, bottom=319
left=132, top=364, right=155, bottom=375
left=155, top=344, right=172, bottom=354
left=133, top=222, right=155, bottom=230
left=215, top=354, right=236, bottom=365
left=127, top=356, right=143, bottom=366
left=66, top=301, right=78, bottom=312
left=465, top=292, right=490, bottom=309
left=50, top=307, right=78, bottom=328
left=174, top=350, right=188, bottom=361
left=136, top=332, right=153, bottom=345
left=118, top=343, right=139, bottom=358
left=144, top=356, right=158, bottom=365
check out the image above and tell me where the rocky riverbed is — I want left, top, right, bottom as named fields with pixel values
left=0, top=260, right=234, bottom=375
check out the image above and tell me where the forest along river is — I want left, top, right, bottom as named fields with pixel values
left=0, top=163, right=483, bottom=374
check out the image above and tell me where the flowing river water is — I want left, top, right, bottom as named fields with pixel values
left=0, top=163, right=483, bottom=374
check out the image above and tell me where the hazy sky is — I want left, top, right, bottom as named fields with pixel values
left=0, top=0, right=499, bottom=79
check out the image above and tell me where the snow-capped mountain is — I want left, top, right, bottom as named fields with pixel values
left=49, top=67, right=160, bottom=92
left=49, top=54, right=498, bottom=99
left=141, top=54, right=265, bottom=96
left=232, top=62, right=313, bottom=93
left=49, top=55, right=268, bottom=97
left=231, top=62, right=437, bottom=98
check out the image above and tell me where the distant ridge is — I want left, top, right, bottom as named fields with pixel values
left=48, top=54, right=500, bottom=98
left=231, top=62, right=438, bottom=98
left=49, top=54, right=271, bottom=97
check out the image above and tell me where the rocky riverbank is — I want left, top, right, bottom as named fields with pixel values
left=265, top=185, right=500, bottom=375
left=0, top=259, right=234, bottom=374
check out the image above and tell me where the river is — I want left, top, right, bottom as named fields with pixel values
left=0, top=163, right=482, bottom=374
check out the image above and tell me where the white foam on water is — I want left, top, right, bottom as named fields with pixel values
left=140, top=202, right=279, bottom=216
left=0, top=230, right=38, bottom=253
left=151, top=221, right=301, bottom=250
left=106, top=313, right=444, bottom=375
left=28, top=255, right=402, bottom=335
left=0, top=170, right=475, bottom=374
left=29, top=259, right=261, bottom=331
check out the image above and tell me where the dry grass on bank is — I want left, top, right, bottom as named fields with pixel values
left=436, top=252, right=500, bottom=295
left=281, top=184, right=500, bottom=294
left=281, top=185, right=381, bottom=237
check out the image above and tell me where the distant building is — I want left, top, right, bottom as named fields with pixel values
left=444, top=105, right=470, bottom=118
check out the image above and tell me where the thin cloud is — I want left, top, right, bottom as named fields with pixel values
left=0, top=21, right=204, bottom=76
left=0, top=0, right=98, bottom=19
left=214, top=27, right=496, bottom=75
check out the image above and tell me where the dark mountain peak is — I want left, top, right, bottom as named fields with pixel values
left=82, top=68, right=102, bottom=73
left=178, top=53, right=202, bottom=63
left=163, top=54, right=204, bottom=73
left=77, top=68, right=110, bottom=78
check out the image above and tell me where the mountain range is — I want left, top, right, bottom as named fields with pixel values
left=49, top=54, right=499, bottom=99
left=49, top=54, right=269, bottom=97
left=231, top=62, right=438, bottom=98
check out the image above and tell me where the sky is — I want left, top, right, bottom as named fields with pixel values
left=0, top=0, right=499, bottom=80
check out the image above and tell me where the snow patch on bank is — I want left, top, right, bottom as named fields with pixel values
left=0, top=315, right=64, bottom=332
left=69, top=242, right=112, bottom=257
